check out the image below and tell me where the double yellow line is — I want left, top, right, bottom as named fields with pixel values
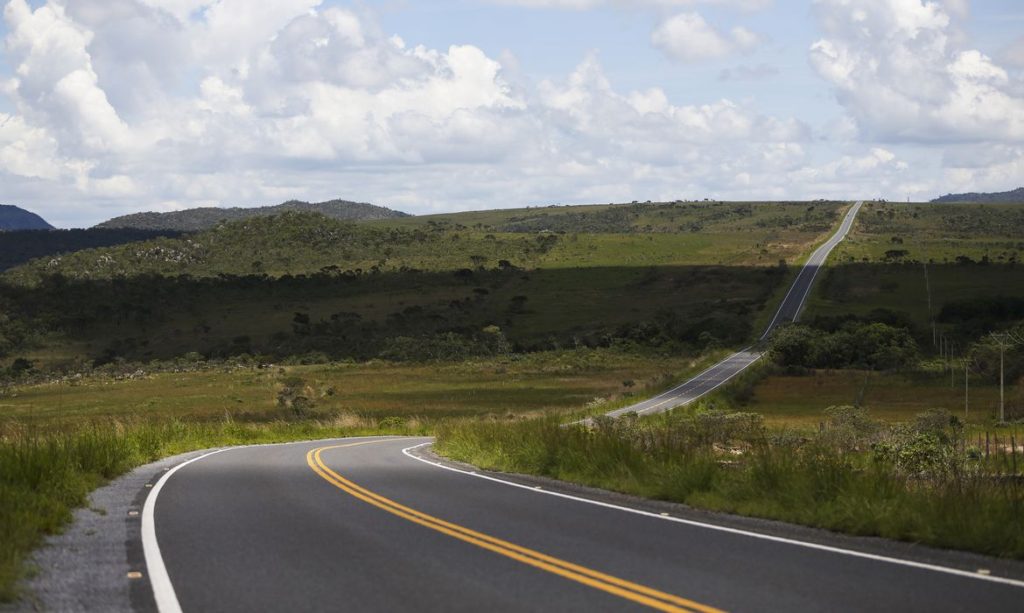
left=306, top=441, right=724, bottom=613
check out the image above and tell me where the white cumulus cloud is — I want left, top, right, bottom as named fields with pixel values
left=651, top=12, right=761, bottom=62
left=809, top=0, right=1024, bottom=143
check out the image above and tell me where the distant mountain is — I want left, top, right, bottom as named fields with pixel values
left=0, top=205, right=54, bottom=230
left=931, top=187, right=1024, bottom=203
left=94, top=199, right=410, bottom=231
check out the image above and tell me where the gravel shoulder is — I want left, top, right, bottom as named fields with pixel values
left=4, top=450, right=209, bottom=613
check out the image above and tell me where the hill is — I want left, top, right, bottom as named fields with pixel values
left=931, top=187, right=1024, bottom=203
left=1, top=202, right=844, bottom=366
left=94, top=198, right=409, bottom=231
left=11, top=202, right=843, bottom=282
left=0, top=205, right=53, bottom=231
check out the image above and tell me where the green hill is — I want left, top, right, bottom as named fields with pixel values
left=94, top=198, right=408, bottom=231
left=9, top=202, right=844, bottom=282
left=0, top=201, right=844, bottom=367
left=0, top=205, right=53, bottom=231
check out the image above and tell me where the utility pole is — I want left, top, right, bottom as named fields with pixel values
left=951, top=342, right=956, bottom=388
left=923, top=263, right=935, bottom=348
left=989, top=332, right=1016, bottom=423
left=964, top=357, right=970, bottom=419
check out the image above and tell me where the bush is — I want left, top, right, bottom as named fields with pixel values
left=276, top=376, right=316, bottom=416
left=769, top=322, right=918, bottom=371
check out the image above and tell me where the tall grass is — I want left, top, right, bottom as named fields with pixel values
left=436, top=409, right=1024, bottom=559
left=0, top=415, right=427, bottom=601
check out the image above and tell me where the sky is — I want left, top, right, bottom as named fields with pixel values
left=1, top=0, right=1023, bottom=227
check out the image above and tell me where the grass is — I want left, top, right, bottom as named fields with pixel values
left=435, top=410, right=1024, bottom=560
left=806, top=263, right=1024, bottom=331
left=833, top=201, right=1024, bottom=264
left=729, top=369, right=1005, bottom=426
left=0, top=349, right=708, bottom=429
left=805, top=201, right=1024, bottom=332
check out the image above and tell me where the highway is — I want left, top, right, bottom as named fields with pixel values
left=605, top=201, right=863, bottom=418
left=137, top=199, right=1023, bottom=612
left=144, top=436, right=1024, bottom=612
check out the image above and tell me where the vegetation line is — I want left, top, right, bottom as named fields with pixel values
left=435, top=407, right=1024, bottom=560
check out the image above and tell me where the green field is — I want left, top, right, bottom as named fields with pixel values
left=805, top=201, right=1024, bottom=334
left=0, top=349, right=714, bottom=431
left=734, top=369, right=1003, bottom=425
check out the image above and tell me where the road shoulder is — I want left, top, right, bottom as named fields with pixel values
left=3, top=450, right=209, bottom=613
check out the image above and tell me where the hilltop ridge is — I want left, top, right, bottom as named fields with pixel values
left=931, top=187, right=1024, bottom=203
left=94, top=198, right=409, bottom=231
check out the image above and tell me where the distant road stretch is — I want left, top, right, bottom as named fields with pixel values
left=605, top=201, right=863, bottom=419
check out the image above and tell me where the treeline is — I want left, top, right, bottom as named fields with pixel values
left=0, top=263, right=786, bottom=371
left=769, top=320, right=919, bottom=371
left=0, top=228, right=183, bottom=271
left=493, top=201, right=839, bottom=234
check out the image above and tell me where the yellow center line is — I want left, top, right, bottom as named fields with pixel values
left=307, top=441, right=725, bottom=613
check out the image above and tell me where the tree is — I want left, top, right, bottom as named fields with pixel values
left=768, top=325, right=821, bottom=367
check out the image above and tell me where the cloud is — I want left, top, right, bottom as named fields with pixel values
left=651, top=12, right=761, bottom=62
left=809, top=0, right=1024, bottom=143
left=3, top=0, right=132, bottom=153
left=718, top=63, right=780, bottom=81
left=491, top=0, right=772, bottom=9
left=0, top=0, right=1006, bottom=225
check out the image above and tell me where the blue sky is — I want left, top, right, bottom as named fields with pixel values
left=1, top=0, right=1023, bottom=226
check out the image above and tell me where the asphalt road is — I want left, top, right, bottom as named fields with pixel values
left=145, top=436, right=1024, bottom=612
left=605, top=201, right=863, bottom=418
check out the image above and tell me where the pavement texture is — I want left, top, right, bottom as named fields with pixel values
left=147, top=437, right=1024, bottom=612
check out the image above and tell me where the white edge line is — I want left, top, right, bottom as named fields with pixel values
left=605, top=348, right=762, bottom=418
left=141, top=435, right=402, bottom=613
left=634, top=351, right=763, bottom=416
left=607, top=347, right=756, bottom=416
left=401, top=441, right=1024, bottom=590
left=142, top=448, right=227, bottom=613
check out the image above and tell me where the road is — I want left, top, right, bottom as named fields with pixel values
left=605, top=201, right=863, bottom=418
left=144, top=436, right=1024, bottom=612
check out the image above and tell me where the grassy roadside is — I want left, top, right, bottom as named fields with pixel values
left=435, top=409, right=1024, bottom=559
left=0, top=415, right=427, bottom=602
left=0, top=347, right=717, bottom=602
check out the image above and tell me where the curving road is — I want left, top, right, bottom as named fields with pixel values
left=605, top=201, right=863, bottom=419
left=135, top=199, right=1020, bottom=612
left=142, top=436, right=1024, bottom=612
